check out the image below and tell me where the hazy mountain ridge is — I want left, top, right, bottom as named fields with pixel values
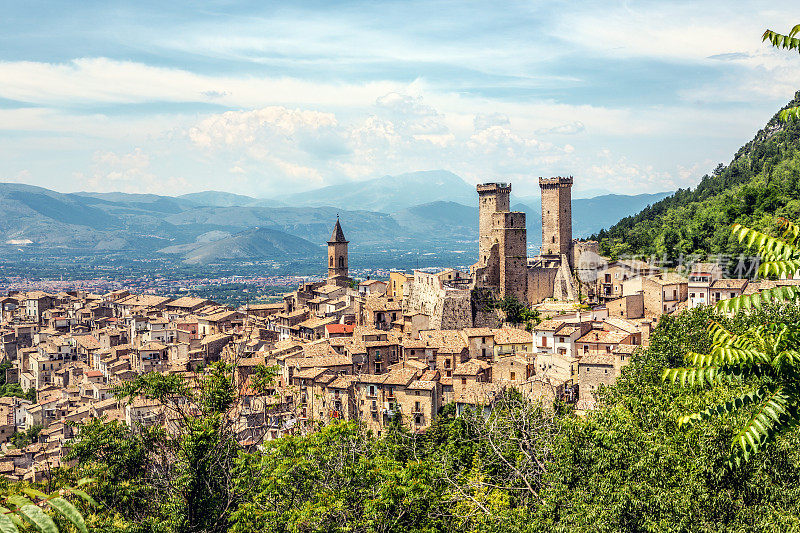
left=159, top=227, right=320, bottom=264
left=0, top=173, right=671, bottom=263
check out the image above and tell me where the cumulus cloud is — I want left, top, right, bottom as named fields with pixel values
left=76, top=148, right=189, bottom=194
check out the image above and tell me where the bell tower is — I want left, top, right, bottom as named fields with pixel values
left=327, top=216, right=349, bottom=281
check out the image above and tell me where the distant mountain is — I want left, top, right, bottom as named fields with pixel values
left=179, top=190, right=284, bottom=208
left=159, top=227, right=320, bottom=264
left=279, top=170, right=476, bottom=212
left=391, top=201, right=476, bottom=242
left=0, top=173, right=673, bottom=266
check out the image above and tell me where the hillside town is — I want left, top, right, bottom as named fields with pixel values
left=0, top=177, right=783, bottom=482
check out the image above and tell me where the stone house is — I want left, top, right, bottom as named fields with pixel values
left=575, top=328, right=633, bottom=357
left=709, top=278, right=749, bottom=305
left=491, top=327, right=533, bottom=359
left=606, top=293, right=644, bottom=319
left=596, top=260, right=660, bottom=303
left=688, top=262, right=724, bottom=308
left=641, top=273, right=688, bottom=316
left=577, top=353, right=616, bottom=409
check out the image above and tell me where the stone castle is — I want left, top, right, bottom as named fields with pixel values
left=470, top=177, right=581, bottom=306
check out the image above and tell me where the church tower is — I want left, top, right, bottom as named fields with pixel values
left=327, top=217, right=349, bottom=281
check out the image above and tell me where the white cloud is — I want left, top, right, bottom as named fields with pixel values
left=76, top=148, right=189, bottom=194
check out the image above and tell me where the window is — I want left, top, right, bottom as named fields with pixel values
left=510, top=371, right=516, bottom=380
left=552, top=236, right=555, bottom=243
left=329, top=256, right=333, bottom=266
left=461, top=378, right=467, bottom=385
left=338, top=256, right=344, bottom=268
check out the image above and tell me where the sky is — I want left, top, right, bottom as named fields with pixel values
left=1, top=1, right=800, bottom=199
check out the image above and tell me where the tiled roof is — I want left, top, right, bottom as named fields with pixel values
left=579, top=353, right=615, bottom=366
left=492, top=327, right=532, bottom=345
left=710, top=278, right=749, bottom=290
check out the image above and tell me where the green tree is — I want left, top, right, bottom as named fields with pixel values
left=664, top=219, right=800, bottom=464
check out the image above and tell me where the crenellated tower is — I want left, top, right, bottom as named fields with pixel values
left=539, top=176, right=573, bottom=267
left=472, top=182, right=527, bottom=301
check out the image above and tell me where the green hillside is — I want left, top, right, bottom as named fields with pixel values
left=595, top=91, right=800, bottom=266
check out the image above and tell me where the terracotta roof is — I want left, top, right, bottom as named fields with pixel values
left=166, top=297, right=210, bottom=309
left=534, top=318, right=566, bottom=332
left=646, top=272, right=687, bottom=286
left=710, top=278, right=749, bottom=290
left=579, top=353, right=615, bottom=366
left=603, top=318, right=640, bottom=334
left=613, top=344, right=639, bottom=354
left=576, top=329, right=630, bottom=345
left=453, top=358, right=491, bottom=376
left=326, top=323, right=355, bottom=335
left=492, top=327, right=532, bottom=345
left=407, top=380, right=436, bottom=391
left=461, top=327, right=494, bottom=338
left=138, top=342, right=167, bottom=351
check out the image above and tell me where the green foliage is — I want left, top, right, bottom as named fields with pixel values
left=665, top=218, right=800, bottom=465
left=11, top=426, right=43, bottom=449
left=494, top=294, right=540, bottom=329
left=0, top=479, right=94, bottom=533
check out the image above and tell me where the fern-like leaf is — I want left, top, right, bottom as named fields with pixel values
left=733, top=388, right=796, bottom=456
left=678, top=390, right=763, bottom=428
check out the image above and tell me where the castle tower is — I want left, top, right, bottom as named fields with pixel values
left=493, top=211, right=528, bottom=302
left=477, top=183, right=511, bottom=266
left=327, top=217, right=349, bottom=281
left=539, top=176, right=573, bottom=267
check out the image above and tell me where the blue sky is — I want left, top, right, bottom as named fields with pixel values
left=1, top=0, right=799, bottom=198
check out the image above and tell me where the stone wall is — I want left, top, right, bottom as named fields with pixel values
left=405, top=277, right=475, bottom=330
left=606, top=293, right=644, bottom=319
left=527, top=266, right=558, bottom=305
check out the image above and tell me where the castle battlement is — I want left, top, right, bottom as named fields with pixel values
left=477, top=182, right=511, bottom=194
left=538, top=176, right=573, bottom=188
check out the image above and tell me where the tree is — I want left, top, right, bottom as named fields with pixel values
left=664, top=219, right=800, bottom=465
left=763, top=25, right=800, bottom=121
left=0, top=480, right=95, bottom=533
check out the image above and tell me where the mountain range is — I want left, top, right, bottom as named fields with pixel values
left=0, top=171, right=670, bottom=264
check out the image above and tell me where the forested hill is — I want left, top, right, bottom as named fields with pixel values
left=595, top=91, right=800, bottom=265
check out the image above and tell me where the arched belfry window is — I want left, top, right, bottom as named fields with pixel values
left=339, top=256, right=344, bottom=268
left=330, top=256, right=333, bottom=266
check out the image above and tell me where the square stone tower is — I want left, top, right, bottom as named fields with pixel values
left=477, top=183, right=511, bottom=267
left=493, top=210, right=528, bottom=302
left=473, top=182, right=527, bottom=301
left=539, top=176, right=573, bottom=267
